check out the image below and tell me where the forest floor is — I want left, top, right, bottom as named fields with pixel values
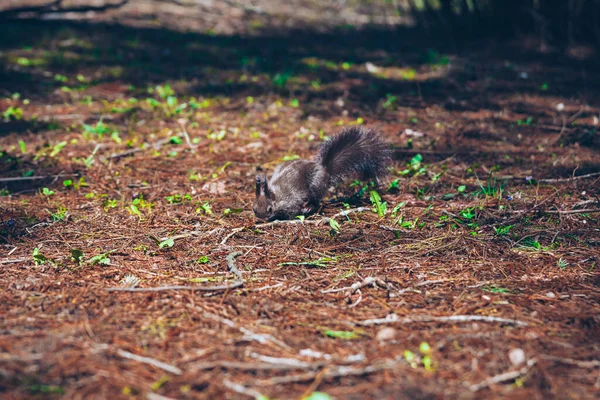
left=1, top=5, right=600, bottom=400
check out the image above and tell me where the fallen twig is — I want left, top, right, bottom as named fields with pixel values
left=321, top=276, right=392, bottom=294
left=256, top=360, right=400, bottom=386
left=115, top=349, right=182, bottom=375
left=469, top=359, right=536, bottom=391
left=538, top=171, right=600, bottom=183
left=0, top=258, right=27, bottom=265
left=0, top=174, right=78, bottom=183
left=220, top=227, right=245, bottom=245
left=160, top=228, right=222, bottom=242
left=541, top=355, right=600, bottom=368
left=178, top=119, right=196, bottom=153
left=147, top=393, right=176, bottom=400
left=546, top=208, right=600, bottom=215
left=226, top=251, right=243, bottom=282
left=222, top=379, right=265, bottom=399
left=391, top=279, right=448, bottom=297
left=191, top=360, right=319, bottom=371
left=358, top=314, right=528, bottom=327
left=256, top=207, right=367, bottom=229
left=200, top=311, right=290, bottom=349
left=106, top=252, right=243, bottom=293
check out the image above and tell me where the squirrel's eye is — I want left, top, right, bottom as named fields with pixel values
left=267, top=206, right=273, bottom=213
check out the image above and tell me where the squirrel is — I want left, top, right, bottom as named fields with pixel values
left=254, top=126, right=392, bottom=221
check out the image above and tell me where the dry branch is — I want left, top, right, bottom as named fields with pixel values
left=115, top=349, right=182, bottom=375
left=538, top=171, right=600, bottom=183
left=200, top=311, right=290, bottom=350
left=256, top=207, right=367, bottom=229
left=105, top=252, right=243, bottom=292
left=469, top=359, right=536, bottom=392
left=256, top=360, right=400, bottom=386
left=0, top=174, right=78, bottom=183
left=0, top=0, right=130, bottom=17
left=359, top=314, right=528, bottom=327
left=222, top=380, right=265, bottom=399
left=541, top=355, right=600, bottom=369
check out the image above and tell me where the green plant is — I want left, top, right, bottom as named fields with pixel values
left=517, top=117, right=534, bottom=126
left=197, top=256, right=209, bottom=264
left=159, top=238, right=174, bottom=249
left=370, top=190, right=387, bottom=217
left=166, top=193, right=192, bottom=204
left=272, top=71, right=292, bottom=88
left=71, top=249, right=84, bottom=265
left=49, top=141, right=67, bottom=157
left=557, top=258, right=568, bottom=269
left=382, top=94, right=398, bottom=110
left=41, top=187, right=54, bottom=196
left=399, top=154, right=426, bottom=176
left=329, top=218, right=341, bottom=235
left=324, top=329, right=360, bottom=339
left=3, top=106, right=23, bottom=121
left=87, top=251, right=113, bottom=265
left=50, top=206, right=68, bottom=221
left=494, top=225, right=513, bottom=236
left=196, top=202, right=212, bottom=215
left=32, top=248, right=49, bottom=265
left=83, top=120, right=111, bottom=139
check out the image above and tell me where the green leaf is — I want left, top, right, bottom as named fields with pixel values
left=159, top=238, right=174, bottom=249
left=42, top=187, right=54, bottom=196
left=457, top=185, right=466, bottom=193
left=197, top=256, right=209, bottom=264
left=18, top=140, right=26, bottom=154
left=87, top=251, right=112, bottom=265
left=71, top=249, right=84, bottom=264
left=324, top=329, right=359, bottom=339
left=370, top=190, right=387, bottom=217
left=303, top=393, right=333, bottom=400
left=32, top=248, right=47, bottom=265
left=329, top=218, right=340, bottom=233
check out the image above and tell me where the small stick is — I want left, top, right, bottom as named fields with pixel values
left=220, top=227, right=245, bottom=245
left=0, top=174, right=78, bottom=183
left=321, top=276, right=391, bottom=294
left=391, top=279, right=448, bottom=297
left=358, top=314, right=528, bottom=327
left=538, top=171, right=600, bottom=183
left=147, top=393, right=177, bottom=400
left=226, top=251, right=243, bottom=281
left=160, top=227, right=222, bottom=243
left=0, top=258, right=27, bottom=265
left=469, top=359, right=536, bottom=392
left=115, top=349, right=182, bottom=375
left=178, top=119, right=196, bottom=153
left=546, top=208, right=600, bottom=215
left=222, top=380, right=265, bottom=399
left=256, top=207, right=366, bottom=229
left=541, top=355, right=600, bottom=368
left=106, top=252, right=244, bottom=293
left=105, top=283, right=243, bottom=292
left=192, top=360, right=317, bottom=371
left=256, top=361, right=398, bottom=386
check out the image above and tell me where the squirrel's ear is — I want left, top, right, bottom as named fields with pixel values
left=255, top=175, right=262, bottom=198
left=262, top=175, right=270, bottom=197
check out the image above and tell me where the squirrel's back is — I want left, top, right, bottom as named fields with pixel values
left=316, top=126, right=391, bottom=186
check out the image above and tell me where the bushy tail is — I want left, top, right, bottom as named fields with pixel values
left=316, top=126, right=391, bottom=186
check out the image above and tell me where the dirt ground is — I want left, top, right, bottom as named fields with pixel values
left=1, top=3, right=600, bottom=399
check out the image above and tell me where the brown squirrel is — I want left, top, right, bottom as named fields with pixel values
left=254, top=126, right=392, bottom=221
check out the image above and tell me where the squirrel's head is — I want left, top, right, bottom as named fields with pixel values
left=253, top=174, right=273, bottom=220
